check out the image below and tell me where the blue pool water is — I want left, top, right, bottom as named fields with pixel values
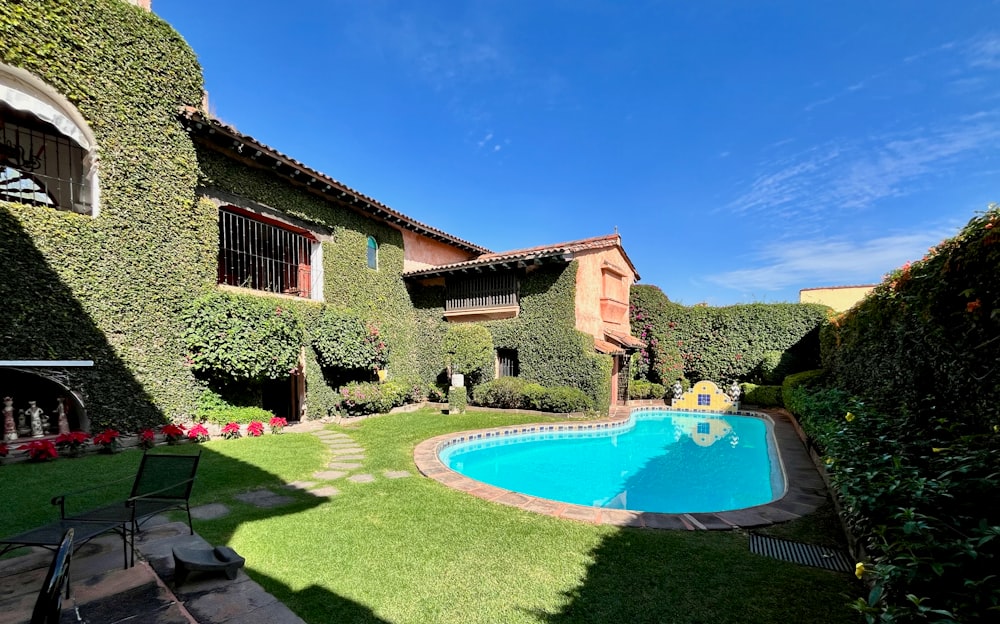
left=440, top=410, right=784, bottom=514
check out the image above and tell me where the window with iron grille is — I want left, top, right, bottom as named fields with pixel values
left=1, top=104, right=92, bottom=213
left=217, top=207, right=319, bottom=299
left=445, top=273, right=519, bottom=312
left=497, top=349, right=519, bottom=377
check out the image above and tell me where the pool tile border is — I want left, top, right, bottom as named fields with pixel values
left=413, top=407, right=829, bottom=530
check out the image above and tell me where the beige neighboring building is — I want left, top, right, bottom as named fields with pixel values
left=799, top=285, right=877, bottom=312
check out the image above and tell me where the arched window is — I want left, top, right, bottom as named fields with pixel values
left=367, top=236, right=378, bottom=270
left=0, top=63, right=99, bottom=215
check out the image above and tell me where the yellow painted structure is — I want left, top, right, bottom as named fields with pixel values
left=670, top=413, right=734, bottom=447
left=799, top=285, right=876, bottom=312
left=670, top=380, right=737, bottom=412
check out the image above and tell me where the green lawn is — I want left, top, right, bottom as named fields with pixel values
left=0, top=409, right=861, bottom=623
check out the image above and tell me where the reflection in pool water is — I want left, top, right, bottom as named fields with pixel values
left=440, top=410, right=784, bottom=514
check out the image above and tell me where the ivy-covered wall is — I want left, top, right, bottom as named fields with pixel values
left=411, top=262, right=613, bottom=414
left=196, top=149, right=422, bottom=383
left=0, top=0, right=210, bottom=430
left=630, top=285, right=829, bottom=384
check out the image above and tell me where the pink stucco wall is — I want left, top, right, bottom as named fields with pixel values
left=400, top=229, right=478, bottom=272
left=573, top=246, right=636, bottom=340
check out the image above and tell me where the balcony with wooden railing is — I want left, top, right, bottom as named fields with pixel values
left=444, top=273, right=519, bottom=321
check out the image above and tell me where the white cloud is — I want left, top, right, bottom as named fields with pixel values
left=728, top=116, right=1000, bottom=217
left=704, top=230, right=951, bottom=293
left=967, top=33, right=1000, bottom=69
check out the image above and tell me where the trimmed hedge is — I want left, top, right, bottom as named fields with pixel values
left=821, top=205, right=1000, bottom=434
left=471, top=377, right=594, bottom=413
left=447, top=385, right=468, bottom=414
left=738, top=383, right=782, bottom=407
left=628, top=379, right=665, bottom=400
left=630, top=285, right=829, bottom=385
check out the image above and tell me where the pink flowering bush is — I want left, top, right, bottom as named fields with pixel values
left=187, top=423, right=210, bottom=443
left=221, top=422, right=241, bottom=440
left=246, top=421, right=264, bottom=437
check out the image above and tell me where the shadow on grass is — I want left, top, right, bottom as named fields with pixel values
left=0, top=208, right=389, bottom=621
left=529, top=527, right=859, bottom=624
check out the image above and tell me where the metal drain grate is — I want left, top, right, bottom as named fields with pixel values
left=749, top=533, right=853, bottom=572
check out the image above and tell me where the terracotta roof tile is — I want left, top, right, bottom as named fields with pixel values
left=179, top=107, right=490, bottom=255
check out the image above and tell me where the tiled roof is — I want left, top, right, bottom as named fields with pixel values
left=403, top=233, right=641, bottom=279
left=178, top=108, right=490, bottom=255
left=594, top=338, right=625, bottom=355
left=606, top=330, right=645, bottom=349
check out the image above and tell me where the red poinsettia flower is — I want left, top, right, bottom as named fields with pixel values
left=221, top=422, right=242, bottom=440
left=187, top=423, right=210, bottom=443
left=247, top=421, right=264, bottom=437
left=160, top=423, right=187, bottom=444
left=19, top=440, right=58, bottom=461
left=268, top=416, right=287, bottom=433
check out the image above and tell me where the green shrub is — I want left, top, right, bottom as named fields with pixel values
left=183, top=292, right=304, bottom=383
left=335, top=380, right=411, bottom=417
left=822, top=205, right=1000, bottom=435
left=442, top=324, right=494, bottom=384
left=311, top=307, right=388, bottom=373
left=738, top=383, right=783, bottom=407
left=781, top=369, right=826, bottom=417
left=522, top=382, right=545, bottom=410
left=472, top=377, right=529, bottom=409
left=447, top=385, right=467, bottom=414
left=196, top=389, right=273, bottom=425
left=539, top=386, right=593, bottom=413
left=629, top=380, right=665, bottom=400
left=793, top=387, right=1000, bottom=624
left=630, top=285, right=828, bottom=384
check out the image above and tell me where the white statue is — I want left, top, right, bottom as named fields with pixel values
left=3, top=396, right=16, bottom=441
left=672, top=380, right=683, bottom=400
left=26, top=401, right=46, bottom=438
left=56, top=398, right=70, bottom=435
left=728, top=381, right=742, bottom=403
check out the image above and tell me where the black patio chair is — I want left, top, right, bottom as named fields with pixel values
left=30, top=528, right=73, bottom=624
left=51, top=451, right=202, bottom=566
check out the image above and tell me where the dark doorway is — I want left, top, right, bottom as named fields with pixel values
left=261, top=376, right=299, bottom=421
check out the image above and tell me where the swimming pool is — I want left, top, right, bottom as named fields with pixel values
left=438, top=409, right=786, bottom=514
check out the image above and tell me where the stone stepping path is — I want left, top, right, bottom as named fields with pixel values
left=190, top=503, right=230, bottom=520
left=313, top=470, right=348, bottom=480
left=346, top=474, right=375, bottom=483
left=234, top=488, right=295, bottom=508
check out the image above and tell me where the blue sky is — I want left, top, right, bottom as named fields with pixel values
left=155, top=0, right=999, bottom=306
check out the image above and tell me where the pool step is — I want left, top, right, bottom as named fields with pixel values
left=749, top=533, right=853, bottom=572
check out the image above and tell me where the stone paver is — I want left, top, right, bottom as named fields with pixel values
left=310, top=486, right=340, bottom=497
left=327, top=461, right=363, bottom=470
left=233, top=489, right=295, bottom=508
left=328, top=447, right=365, bottom=454
left=383, top=470, right=411, bottom=479
left=346, top=473, right=375, bottom=484
left=312, top=470, right=347, bottom=480
left=190, top=503, right=231, bottom=520
left=284, top=481, right=317, bottom=491
left=329, top=453, right=365, bottom=461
